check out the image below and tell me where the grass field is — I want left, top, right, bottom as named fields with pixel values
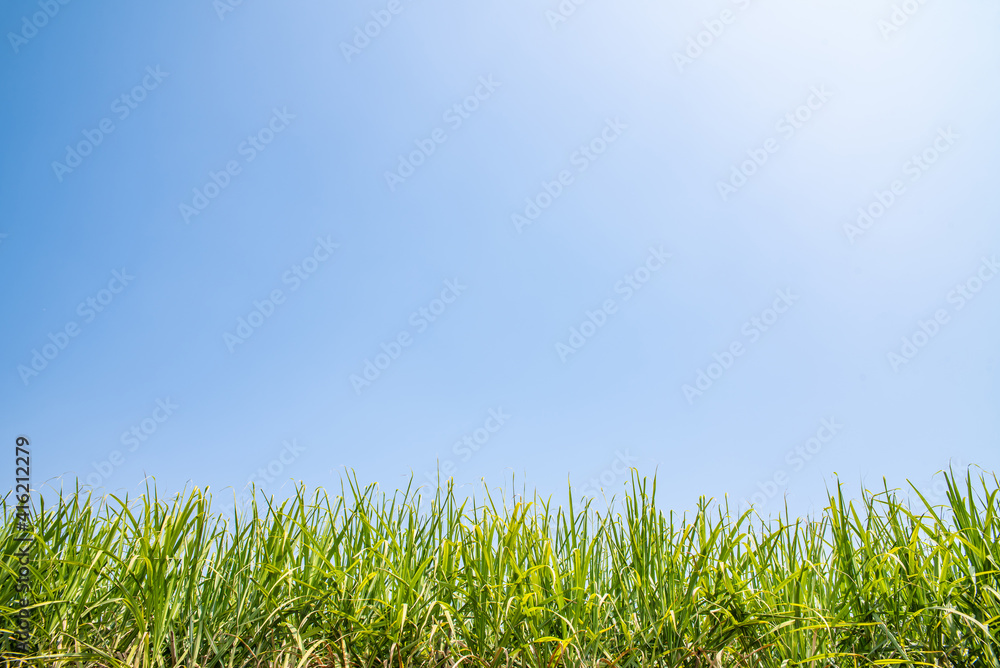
left=1, top=468, right=998, bottom=668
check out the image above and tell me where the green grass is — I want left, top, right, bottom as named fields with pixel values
left=1, top=468, right=998, bottom=668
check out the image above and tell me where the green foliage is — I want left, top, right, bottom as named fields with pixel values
left=1, top=468, right=998, bottom=667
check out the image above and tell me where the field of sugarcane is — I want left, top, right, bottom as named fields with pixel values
left=1, top=469, right=998, bottom=668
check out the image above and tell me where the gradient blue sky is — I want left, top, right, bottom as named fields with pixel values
left=2, top=0, right=997, bottom=516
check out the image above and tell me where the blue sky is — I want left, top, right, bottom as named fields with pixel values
left=2, top=0, right=998, bottom=517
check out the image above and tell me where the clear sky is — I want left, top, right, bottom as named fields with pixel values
left=2, top=0, right=997, bottom=517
